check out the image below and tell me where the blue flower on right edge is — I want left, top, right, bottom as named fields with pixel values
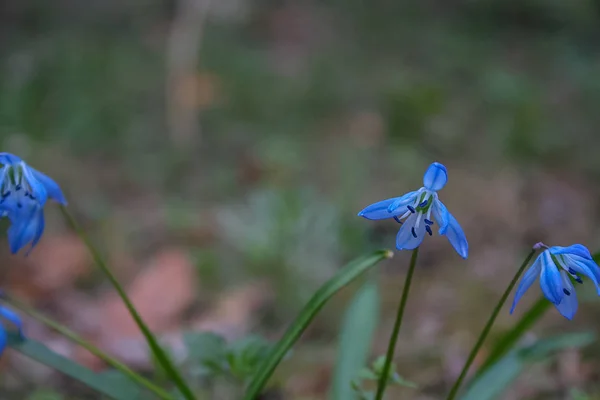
left=511, top=244, right=600, bottom=320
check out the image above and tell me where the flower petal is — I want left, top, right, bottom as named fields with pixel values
left=443, top=212, right=468, bottom=259
left=395, top=213, right=426, bottom=250
left=357, top=191, right=418, bottom=220
left=30, top=167, right=67, bottom=205
left=0, top=327, right=6, bottom=357
left=550, top=244, right=592, bottom=260
left=539, top=251, right=564, bottom=305
left=7, top=203, right=45, bottom=255
left=510, top=256, right=542, bottom=314
left=422, top=162, right=447, bottom=191
left=0, top=306, right=23, bottom=336
left=432, top=199, right=449, bottom=233
left=0, top=153, right=22, bottom=166
left=562, top=254, right=600, bottom=295
left=555, top=270, right=578, bottom=320
left=387, top=190, right=420, bottom=213
left=20, top=164, right=48, bottom=206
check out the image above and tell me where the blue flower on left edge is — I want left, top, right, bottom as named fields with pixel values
left=0, top=153, right=67, bottom=254
left=510, top=244, right=600, bottom=320
left=358, top=162, right=468, bottom=258
left=0, top=305, right=23, bottom=357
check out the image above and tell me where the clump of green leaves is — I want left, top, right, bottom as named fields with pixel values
left=181, top=331, right=274, bottom=396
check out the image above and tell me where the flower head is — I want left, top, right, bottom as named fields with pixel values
left=0, top=153, right=67, bottom=254
left=510, top=244, right=600, bottom=320
left=0, top=305, right=23, bottom=356
left=357, top=162, right=468, bottom=258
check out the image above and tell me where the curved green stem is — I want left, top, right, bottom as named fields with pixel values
left=2, top=292, right=174, bottom=400
left=60, top=206, right=196, bottom=400
left=445, top=248, right=537, bottom=400
left=374, top=247, right=419, bottom=400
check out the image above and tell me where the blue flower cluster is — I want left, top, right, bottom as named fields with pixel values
left=0, top=152, right=67, bottom=357
left=0, top=153, right=67, bottom=255
left=358, top=162, right=600, bottom=320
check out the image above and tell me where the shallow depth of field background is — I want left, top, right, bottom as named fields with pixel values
left=1, top=1, right=600, bottom=399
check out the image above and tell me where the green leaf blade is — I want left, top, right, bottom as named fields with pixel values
left=243, top=250, right=393, bottom=400
left=330, top=280, right=380, bottom=400
left=8, top=333, right=145, bottom=400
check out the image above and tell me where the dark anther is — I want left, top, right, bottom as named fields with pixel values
left=29, top=194, right=35, bottom=200
left=426, top=225, right=433, bottom=236
left=411, top=227, right=417, bottom=238
left=418, top=200, right=428, bottom=208
left=1, top=191, right=10, bottom=198
left=15, top=185, right=21, bottom=191
left=393, top=216, right=403, bottom=224
left=407, top=205, right=416, bottom=214
left=568, top=268, right=577, bottom=275
left=575, top=276, right=583, bottom=284
left=424, top=219, right=434, bottom=225
left=563, top=288, right=571, bottom=296
left=17, top=202, right=22, bottom=208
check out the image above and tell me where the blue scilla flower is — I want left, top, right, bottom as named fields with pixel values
left=0, top=305, right=23, bottom=356
left=0, top=153, right=67, bottom=254
left=357, top=162, right=468, bottom=258
left=510, top=244, right=600, bottom=320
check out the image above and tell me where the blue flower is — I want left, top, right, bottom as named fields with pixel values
left=0, top=305, right=23, bottom=357
left=357, top=162, right=468, bottom=258
left=0, top=153, right=67, bottom=254
left=510, top=244, right=600, bottom=320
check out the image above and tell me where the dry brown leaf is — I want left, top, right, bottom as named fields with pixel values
left=191, top=280, right=272, bottom=341
left=98, top=248, right=197, bottom=338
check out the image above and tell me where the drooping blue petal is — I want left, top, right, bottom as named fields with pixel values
left=0, top=306, right=23, bottom=337
left=7, top=203, right=45, bottom=255
left=0, top=326, right=6, bottom=357
left=29, top=167, right=67, bottom=205
left=539, top=251, right=564, bottom=305
left=510, top=255, right=542, bottom=314
left=551, top=244, right=592, bottom=260
left=0, top=153, right=22, bottom=166
left=562, top=254, right=600, bottom=295
left=395, top=213, right=427, bottom=250
left=422, top=162, right=447, bottom=191
left=443, top=212, right=468, bottom=259
left=358, top=191, right=418, bottom=220
left=431, top=199, right=449, bottom=234
left=555, top=270, right=578, bottom=320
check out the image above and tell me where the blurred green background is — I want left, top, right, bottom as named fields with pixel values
left=1, top=0, right=600, bottom=399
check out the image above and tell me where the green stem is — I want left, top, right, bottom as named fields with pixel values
left=445, top=248, right=537, bottom=400
left=374, top=247, right=419, bottom=400
left=60, top=206, right=196, bottom=400
left=1, top=293, right=174, bottom=400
